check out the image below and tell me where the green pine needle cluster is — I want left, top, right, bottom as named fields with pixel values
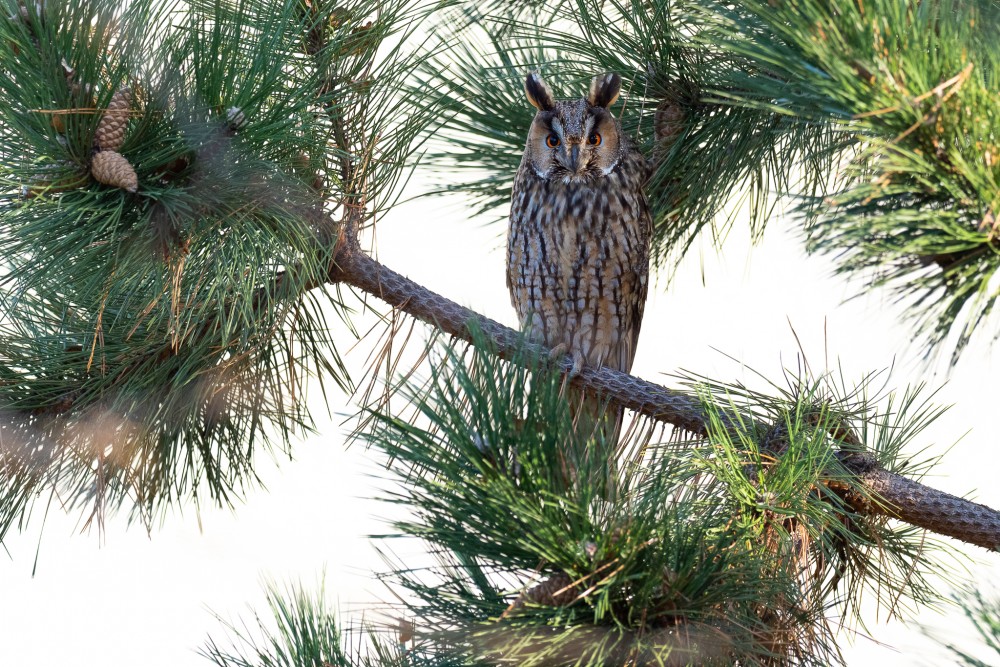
left=698, top=0, right=1000, bottom=362
left=690, top=367, right=955, bottom=624
left=418, top=0, right=841, bottom=269
left=357, top=334, right=956, bottom=665
left=202, top=579, right=353, bottom=667
left=369, top=336, right=815, bottom=665
left=0, top=0, right=436, bottom=540
left=202, top=578, right=471, bottom=667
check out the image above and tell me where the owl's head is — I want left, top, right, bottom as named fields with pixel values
left=522, top=72, right=626, bottom=182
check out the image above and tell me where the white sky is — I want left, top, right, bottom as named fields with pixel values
left=3, top=184, right=1000, bottom=665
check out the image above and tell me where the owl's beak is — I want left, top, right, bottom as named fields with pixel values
left=568, top=144, right=581, bottom=172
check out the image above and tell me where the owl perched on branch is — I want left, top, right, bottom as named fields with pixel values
left=506, top=72, right=652, bottom=459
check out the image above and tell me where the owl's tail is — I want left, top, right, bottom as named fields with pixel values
left=567, top=389, right=623, bottom=500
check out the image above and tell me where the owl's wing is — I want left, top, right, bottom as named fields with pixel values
left=506, top=214, right=525, bottom=317
left=506, top=163, right=534, bottom=320
left=615, top=259, right=649, bottom=375
left=615, top=152, right=654, bottom=375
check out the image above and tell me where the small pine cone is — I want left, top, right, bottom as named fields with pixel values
left=91, top=150, right=138, bottom=192
left=506, top=573, right=578, bottom=615
left=94, top=87, right=132, bottom=151
left=654, top=98, right=686, bottom=153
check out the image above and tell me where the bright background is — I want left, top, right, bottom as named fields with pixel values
left=3, top=177, right=1000, bottom=664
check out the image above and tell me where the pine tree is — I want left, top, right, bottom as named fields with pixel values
left=1, top=0, right=999, bottom=665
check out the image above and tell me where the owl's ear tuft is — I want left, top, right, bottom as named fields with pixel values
left=588, top=72, right=621, bottom=108
left=525, top=73, right=556, bottom=111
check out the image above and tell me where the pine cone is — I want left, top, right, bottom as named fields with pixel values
left=91, top=150, right=138, bottom=192
left=527, top=572, right=578, bottom=606
left=504, top=572, right=578, bottom=617
left=654, top=98, right=686, bottom=154
left=94, top=87, right=132, bottom=151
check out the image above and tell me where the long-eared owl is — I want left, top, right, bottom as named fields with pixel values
left=506, top=72, right=651, bottom=449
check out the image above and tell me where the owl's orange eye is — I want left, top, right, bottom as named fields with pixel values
left=546, top=134, right=560, bottom=148
left=588, top=132, right=602, bottom=146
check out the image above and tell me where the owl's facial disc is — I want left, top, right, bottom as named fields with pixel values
left=526, top=96, right=621, bottom=181
left=553, top=108, right=619, bottom=181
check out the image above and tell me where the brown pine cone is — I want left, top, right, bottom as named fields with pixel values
left=94, top=87, right=132, bottom=151
left=654, top=98, right=686, bottom=154
left=525, top=572, right=578, bottom=606
left=503, top=572, right=578, bottom=618
left=91, top=150, right=138, bottom=192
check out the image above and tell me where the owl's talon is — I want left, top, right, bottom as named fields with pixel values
left=563, top=351, right=584, bottom=379
left=548, top=342, right=568, bottom=360
left=547, top=343, right=583, bottom=378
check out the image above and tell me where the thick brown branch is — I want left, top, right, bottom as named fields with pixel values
left=331, top=244, right=729, bottom=436
left=329, top=244, right=1000, bottom=553
left=842, top=453, right=1000, bottom=551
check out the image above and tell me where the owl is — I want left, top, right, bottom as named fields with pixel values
left=506, top=72, right=651, bottom=453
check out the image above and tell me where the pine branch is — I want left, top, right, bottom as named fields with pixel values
left=331, top=235, right=720, bottom=435
left=327, top=233, right=1000, bottom=553
left=0, top=0, right=444, bottom=536
left=858, top=458, right=1000, bottom=553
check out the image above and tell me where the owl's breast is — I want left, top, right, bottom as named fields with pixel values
left=507, top=170, right=650, bottom=372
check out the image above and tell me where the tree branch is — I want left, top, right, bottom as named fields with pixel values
left=330, top=240, right=726, bottom=434
left=329, top=242, right=1000, bottom=553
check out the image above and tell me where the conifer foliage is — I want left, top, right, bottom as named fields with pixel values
left=0, top=0, right=424, bottom=530
left=1, top=1, right=999, bottom=666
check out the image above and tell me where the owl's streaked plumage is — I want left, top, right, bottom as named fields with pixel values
left=507, top=72, right=651, bottom=450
